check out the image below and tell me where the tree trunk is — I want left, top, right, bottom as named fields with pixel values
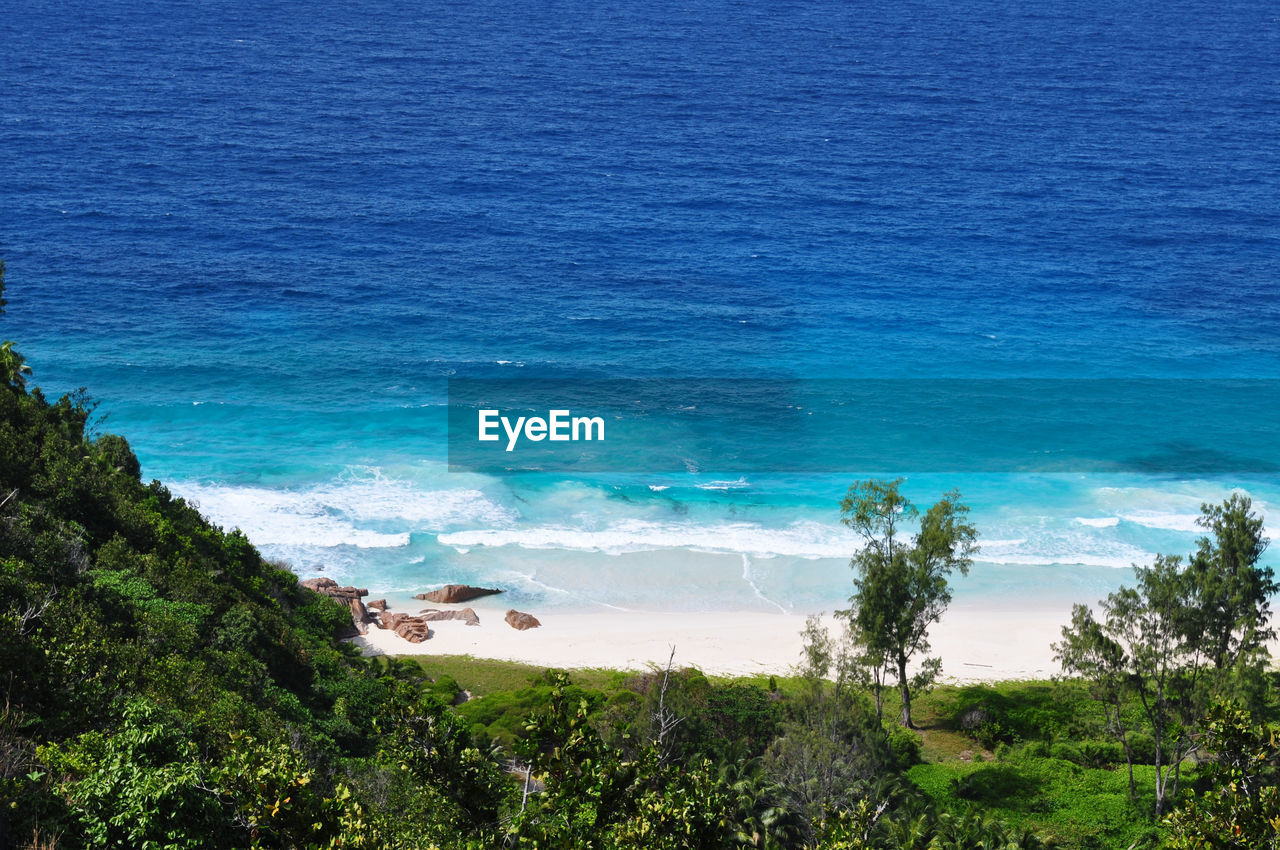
left=1120, top=733, right=1136, bottom=803
left=897, top=655, right=913, bottom=728
left=873, top=667, right=884, bottom=721
left=1153, top=736, right=1166, bottom=817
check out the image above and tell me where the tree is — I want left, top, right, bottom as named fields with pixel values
left=507, top=670, right=744, bottom=849
left=1164, top=701, right=1280, bottom=848
left=0, top=262, right=32, bottom=391
left=1056, top=556, right=1208, bottom=817
left=37, top=699, right=232, bottom=848
left=1185, top=494, right=1276, bottom=677
left=1056, top=495, right=1276, bottom=819
left=841, top=479, right=977, bottom=728
left=766, top=616, right=896, bottom=845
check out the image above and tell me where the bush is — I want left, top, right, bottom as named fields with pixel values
left=704, top=684, right=782, bottom=759
left=457, top=677, right=605, bottom=749
left=950, top=764, right=1041, bottom=805
left=95, top=433, right=141, bottom=480
left=942, top=681, right=1098, bottom=747
left=1127, top=731, right=1156, bottom=764
left=430, top=674, right=461, bottom=702
left=1022, top=739, right=1051, bottom=759
left=1045, top=739, right=1125, bottom=768
left=1050, top=741, right=1082, bottom=764
left=887, top=724, right=922, bottom=767
left=1078, top=739, right=1125, bottom=768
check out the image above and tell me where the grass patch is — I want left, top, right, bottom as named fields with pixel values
left=909, top=757, right=1170, bottom=849
left=372, top=654, right=809, bottom=699
left=370, top=654, right=633, bottom=697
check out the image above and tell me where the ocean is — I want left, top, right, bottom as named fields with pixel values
left=3, top=0, right=1278, bottom=614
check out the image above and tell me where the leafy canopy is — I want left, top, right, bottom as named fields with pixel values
left=841, top=478, right=977, bottom=728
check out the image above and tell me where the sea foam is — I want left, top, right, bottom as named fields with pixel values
left=173, top=474, right=515, bottom=549
left=438, top=518, right=853, bottom=559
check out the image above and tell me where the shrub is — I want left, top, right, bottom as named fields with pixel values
left=887, top=724, right=922, bottom=767
left=1050, top=741, right=1082, bottom=764
left=1127, top=731, right=1156, bottom=765
left=1022, top=739, right=1051, bottom=759
left=94, top=434, right=141, bottom=480
left=950, top=764, right=1041, bottom=805
left=430, top=674, right=461, bottom=702
left=1078, top=739, right=1125, bottom=768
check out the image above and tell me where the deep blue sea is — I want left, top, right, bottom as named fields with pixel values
left=3, top=0, right=1278, bottom=614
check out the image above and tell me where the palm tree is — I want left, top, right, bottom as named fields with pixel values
left=0, top=341, right=31, bottom=389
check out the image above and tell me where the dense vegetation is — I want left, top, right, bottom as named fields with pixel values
left=1, top=271, right=1277, bottom=847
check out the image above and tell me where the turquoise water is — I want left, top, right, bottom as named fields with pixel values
left=2, top=0, right=1278, bottom=613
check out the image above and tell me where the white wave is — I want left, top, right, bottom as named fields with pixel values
left=497, top=568, right=575, bottom=597
left=741, top=554, right=789, bottom=614
left=495, top=568, right=636, bottom=612
left=173, top=472, right=515, bottom=550
left=695, top=477, right=750, bottom=491
left=648, top=485, right=670, bottom=492
left=978, top=535, right=1152, bottom=569
left=439, top=519, right=853, bottom=559
left=1075, top=516, right=1120, bottom=528
left=437, top=518, right=1159, bottom=568
left=1118, top=513, right=1203, bottom=533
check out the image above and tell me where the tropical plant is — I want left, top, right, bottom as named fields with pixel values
left=840, top=478, right=978, bottom=728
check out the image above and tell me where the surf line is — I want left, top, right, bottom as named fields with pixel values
left=478, top=409, right=605, bottom=452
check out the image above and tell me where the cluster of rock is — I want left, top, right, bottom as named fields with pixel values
left=379, top=611, right=432, bottom=643
left=300, top=580, right=540, bottom=641
left=300, top=578, right=375, bottom=636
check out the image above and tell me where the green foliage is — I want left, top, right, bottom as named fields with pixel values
left=0, top=338, right=451, bottom=846
left=380, top=683, right=506, bottom=837
left=1185, top=495, right=1276, bottom=681
left=944, top=681, right=1096, bottom=745
left=1056, top=495, right=1276, bottom=819
left=840, top=478, right=978, bottom=728
left=951, top=764, right=1042, bottom=804
left=505, top=670, right=747, bottom=849
left=94, top=433, right=142, bottom=481
left=818, top=783, right=1056, bottom=849
left=38, top=700, right=231, bottom=849
left=392, top=655, right=630, bottom=698
left=598, top=666, right=783, bottom=764
left=886, top=725, right=923, bottom=768
left=910, top=758, right=1165, bottom=849
left=1164, top=701, right=1280, bottom=849
left=457, top=672, right=605, bottom=749
left=764, top=678, right=896, bottom=843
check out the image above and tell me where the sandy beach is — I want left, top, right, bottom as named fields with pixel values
left=350, top=597, right=1076, bottom=682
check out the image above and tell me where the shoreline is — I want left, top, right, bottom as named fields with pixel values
left=349, top=598, right=1077, bottom=681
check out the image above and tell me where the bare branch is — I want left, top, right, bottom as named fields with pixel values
left=652, top=645, right=684, bottom=766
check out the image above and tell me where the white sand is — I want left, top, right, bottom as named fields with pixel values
left=350, top=598, right=1076, bottom=681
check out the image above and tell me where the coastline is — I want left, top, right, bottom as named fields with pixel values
left=349, top=598, right=1077, bottom=682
